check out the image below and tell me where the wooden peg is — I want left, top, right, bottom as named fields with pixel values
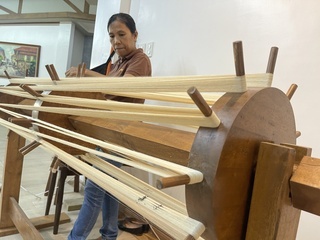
left=19, top=84, right=42, bottom=97
left=286, top=84, right=298, bottom=100
left=49, top=64, right=60, bottom=80
left=45, top=64, right=60, bottom=82
left=81, top=62, right=86, bottom=77
left=77, top=62, right=86, bottom=77
left=4, top=70, right=11, bottom=79
left=156, top=174, right=190, bottom=189
left=8, top=118, right=33, bottom=128
left=266, top=47, right=279, bottom=74
left=45, top=64, right=55, bottom=80
left=187, top=86, right=212, bottom=117
left=19, top=140, right=41, bottom=156
left=233, top=41, right=245, bottom=76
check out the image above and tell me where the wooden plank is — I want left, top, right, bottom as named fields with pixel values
left=68, top=116, right=195, bottom=166
left=0, top=12, right=95, bottom=21
left=246, top=142, right=299, bottom=240
left=64, top=0, right=82, bottom=13
left=18, top=0, right=23, bottom=14
left=290, top=156, right=320, bottom=216
left=8, top=197, right=43, bottom=240
left=281, top=143, right=312, bottom=169
left=0, top=6, right=16, bottom=14
left=0, top=130, right=25, bottom=228
left=0, top=212, right=70, bottom=237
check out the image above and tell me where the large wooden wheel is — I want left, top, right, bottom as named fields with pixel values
left=186, top=87, right=296, bottom=239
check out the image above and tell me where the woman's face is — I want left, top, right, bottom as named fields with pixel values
left=108, top=20, right=137, bottom=57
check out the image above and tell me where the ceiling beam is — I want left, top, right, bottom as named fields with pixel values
left=63, top=0, right=82, bottom=14
left=0, top=12, right=95, bottom=22
left=18, top=0, right=23, bottom=14
left=86, top=0, right=97, bottom=5
left=0, top=5, right=17, bottom=14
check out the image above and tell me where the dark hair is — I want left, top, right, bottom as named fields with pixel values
left=107, top=13, right=136, bottom=34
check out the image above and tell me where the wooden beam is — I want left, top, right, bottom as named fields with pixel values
left=86, top=0, right=97, bottom=5
left=0, top=131, right=25, bottom=229
left=68, top=116, right=195, bottom=166
left=84, top=1, right=90, bottom=14
left=246, top=142, right=300, bottom=240
left=0, top=212, right=70, bottom=237
left=0, top=6, right=16, bottom=14
left=0, top=12, right=95, bottom=22
left=8, top=198, right=43, bottom=240
left=290, top=156, right=320, bottom=216
left=18, top=0, right=23, bottom=14
left=64, top=0, right=82, bottom=14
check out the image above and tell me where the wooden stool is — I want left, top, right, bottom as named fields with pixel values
left=45, top=157, right=80, bottom=234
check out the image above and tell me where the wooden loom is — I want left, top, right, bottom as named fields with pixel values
left=0, top=41, right=319, bottom=240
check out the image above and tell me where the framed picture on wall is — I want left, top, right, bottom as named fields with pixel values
left=0, top=41, right=41, bottom=78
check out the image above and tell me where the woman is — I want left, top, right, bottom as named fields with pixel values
left=66, top=13, right=152, bottom=240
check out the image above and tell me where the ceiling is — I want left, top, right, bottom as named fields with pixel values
left=0, top=0, right=96, bottom=34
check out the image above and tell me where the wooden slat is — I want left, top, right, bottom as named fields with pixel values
left=0, top=5, right=16, bottom=14
left=0, top=212, right=70, bottom=237
left=246, top=142, right=299, bottom=240
left=64, top=0, right=82, bottom=13
left=290, top=156, right=320, bottom=216
left=0, top=12, right=95, bottom=22
left=18, top=0, right=23, bottom=14
left=0, top=131, right=25, bottom=228
left=281, top=143, right=312, bottom=169
left=8, top=197, right=43, bottom=240
left=68, top=116, right=195, bottom=166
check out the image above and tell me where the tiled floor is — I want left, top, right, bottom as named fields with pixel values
left=0, top=126, right=156, bottom=240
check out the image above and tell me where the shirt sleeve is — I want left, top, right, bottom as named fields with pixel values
left=124, top=53, right=152, bottom=77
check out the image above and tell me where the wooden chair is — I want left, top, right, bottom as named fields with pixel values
left=44, top=156, right=80, bottom=234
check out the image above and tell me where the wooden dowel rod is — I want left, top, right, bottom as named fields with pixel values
left=187, top=86, right=212, bottom=117
left=49, top=64, right=60, bottom=80
left=156, top=174, right=190, bottom=189
left=19, top=84, right=42, bottom=97
left=296, top=131, right=301, bottom=138
left=233, top=41, right=245, bottom=76
left=81, top=62, right=86, bottom=77
left=286, top=84, right=298, bottom=100
left=266, top=47, right=279, bottom=74
left=45, top=64, right=55, bottom=80
left=81, top=153, right=187, bottom=214
left=8, top=117, right=33, bottom=128
left=77, top=64, right=81, bottom=78
left=4, top=70, right=11, bottom=79
left=19, top=140, right=41, bottom=156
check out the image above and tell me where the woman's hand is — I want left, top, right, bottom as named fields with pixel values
left=65, top=67, right=80, bottom=77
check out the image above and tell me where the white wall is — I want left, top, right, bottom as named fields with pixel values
left=0, top=21, right=93, bottom=85
left=93, top=0, right=320, bottom=239
left=0, top=22, right=76, bottom=84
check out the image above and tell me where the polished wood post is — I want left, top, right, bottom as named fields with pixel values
left=0, top=130, right=70, bottom=237
left=246, top=142, right=300, bottom=240
left=0, top=130, right=25, bottom=228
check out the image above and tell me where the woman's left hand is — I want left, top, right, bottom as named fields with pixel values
left=65, top=67, right=79, bottom=77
